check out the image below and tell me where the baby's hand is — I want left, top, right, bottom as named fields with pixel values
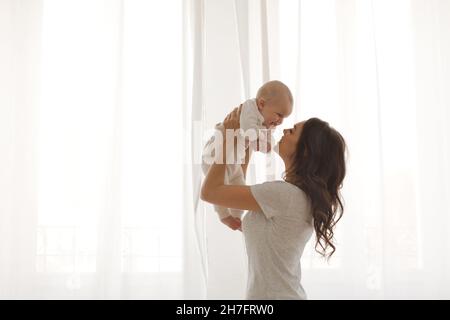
left=255, top=129, right=273, bottom=153
left=252, top=138, right=271, bottom=153
left=220, top=216, right=242, bottom=231
left=261, top=140, right=272, bottom=153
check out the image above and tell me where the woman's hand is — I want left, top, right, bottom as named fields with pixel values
left=223, top=105, right=241, bottom=130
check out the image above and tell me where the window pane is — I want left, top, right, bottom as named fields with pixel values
left=37, top=0, right=182, bottom=274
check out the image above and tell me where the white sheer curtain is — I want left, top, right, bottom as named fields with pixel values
left=187, top=0, right=450, bottom=299
left=1, top=0, right=449, bottom=300
left=0, top=0, right=44, bottom=298
left=1, top=0, right=204, bottom=299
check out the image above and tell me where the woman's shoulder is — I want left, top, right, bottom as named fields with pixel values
left=251, top=180, right=311, bottom=220
left=272, top=180, right=310, bottom=206
left=258, top=180, right=304, bottom=192
left=254, top=180, right=308, bottom=202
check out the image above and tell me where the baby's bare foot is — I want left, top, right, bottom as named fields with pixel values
left=220, top=216, right=242, bottom=231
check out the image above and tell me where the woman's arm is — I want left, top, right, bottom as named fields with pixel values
left=200, top=107, right=261, bottom=212
left=200, top=167, right=260, bottom=212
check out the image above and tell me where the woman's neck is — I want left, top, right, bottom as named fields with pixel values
left=283, top=161, right=294, bottom=184
left=282, top=158, right=292, bottom=177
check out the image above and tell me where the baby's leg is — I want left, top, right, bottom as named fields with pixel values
left=201, top=134, right=217, bottom=175
left=214, top=205, right=232, bottom=220
left=202, top=128, right=239, bottom=224
left=204, top=153, right=232, bottom=221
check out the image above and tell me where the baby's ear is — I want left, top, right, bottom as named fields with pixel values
left=256, top=98, right=264, bottom=110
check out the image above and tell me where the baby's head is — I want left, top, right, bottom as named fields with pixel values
left=256, top=80, right=293, bottom=129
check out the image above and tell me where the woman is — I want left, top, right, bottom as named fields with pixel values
left=201, top=107, right=346, bottom=300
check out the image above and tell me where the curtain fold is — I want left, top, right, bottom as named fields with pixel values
left=95, top=0, right=124, bottom=299
left=0, top=0, right=43, bottom=299
left=411, top=0, right=450, bottom=298
left=185, top=0, right=209, bottom=295
left=234, top=0, right=251, bottom=99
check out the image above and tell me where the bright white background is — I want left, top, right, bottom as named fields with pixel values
left=1, top=0, right=449, bottom=299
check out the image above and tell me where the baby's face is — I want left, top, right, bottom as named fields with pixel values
left=258, top=97, right=293, bottom=129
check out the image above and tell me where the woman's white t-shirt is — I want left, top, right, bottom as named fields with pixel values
left=242, top=180, right=314, bottom=300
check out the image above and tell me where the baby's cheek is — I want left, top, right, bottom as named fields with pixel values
left=267, top=115, right=276, bottom=123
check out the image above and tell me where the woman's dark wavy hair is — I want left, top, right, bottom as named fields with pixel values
left=284, top=118, right=346, bottom=259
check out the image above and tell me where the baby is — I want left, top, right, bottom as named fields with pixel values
left=201, top=80, right=293, bottom=230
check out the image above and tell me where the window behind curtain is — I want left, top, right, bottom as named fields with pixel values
left=37, top=0, right=182, bottom=275
left=276, top=0, right=420, bottom=273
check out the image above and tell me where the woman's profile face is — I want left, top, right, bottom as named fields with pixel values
left=277, top=121, right=304, bottom=160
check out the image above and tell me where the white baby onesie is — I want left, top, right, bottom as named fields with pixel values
left=201, top=99, right=273, bottom=220
left=239, top=99, right=272, bottom=155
